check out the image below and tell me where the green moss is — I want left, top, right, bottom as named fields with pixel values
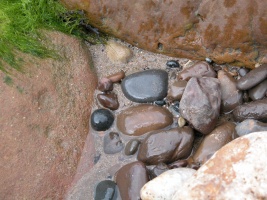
left=3, top=75, right=13, bottom=85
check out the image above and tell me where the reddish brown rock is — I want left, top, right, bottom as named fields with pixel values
left=97, top=92, right=119, bottom=110
left=0, top=31, right=97, bottom=199
left=60, top=0, right=267, bottom=67
left=167, top=80, right=187, bottom=101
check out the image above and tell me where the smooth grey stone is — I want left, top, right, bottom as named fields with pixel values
left=94, top=180, right=119, bottom=200
left=91, top=109, right=114, bottom=131
left=103, top=132, right=124, bottom=154
left=249, top=79, right=267, bottom=100
left=235, top=119, right=267, bottom=136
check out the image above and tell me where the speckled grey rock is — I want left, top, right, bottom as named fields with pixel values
left=235, top=119, right=267, bottom=136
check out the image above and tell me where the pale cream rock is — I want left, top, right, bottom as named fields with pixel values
left=140, top=168, right=196, bottom=200
left=172, top=131, right=267, bottom=200
left=106, top=40, right=133, bottom=63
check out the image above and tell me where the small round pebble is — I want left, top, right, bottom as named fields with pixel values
left=166, top=60, right=180, bottom=68
left=103, top=132, right=124, bottom=154
left=98, top=77, right=113, bottom=92
left=124, top=139, right=141, bottom=155
left=91, top=109, right=114, bottom=131
left=94, top=180, right=118, bottom=200
left=238, top=67, right=249, bottom=77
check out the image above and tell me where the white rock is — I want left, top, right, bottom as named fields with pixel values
left=140, top=168, right=196, bottom=200
left=172, top=131, right=267, bottom=200
left=106, top=40, right=133, bottom=63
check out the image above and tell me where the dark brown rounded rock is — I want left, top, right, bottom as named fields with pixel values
left=233, top=98, right=267, bottom=122
left=124, top=139, right=140, bottom=156
left=249, top=79, right=267, bottom=101
left=179, top=77, right=221, bottom=135
left=107, top=70, right=125, bottom=83
left=97, top=93, right=119, bottom=110
left=237, top=64, right=267, bottom=90
left=149, top=163, right=169, bottom=178
left=167, top=80, right=187, bottom=101
left=137, top=126, right=194, bottom=165
left=115, top=161, right=148, bottom=200
left=192, top=122, right=236, bottom=166
left=117, top=104, right=173, bottom=136
left=177, top=61, right=216, bottom=81
left=235, top=119, right=267, bottom=136
left=98, top=77, right=113, bottom=92
left=103, top=132, right=124, bottom=154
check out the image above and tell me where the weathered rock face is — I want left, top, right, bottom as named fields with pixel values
left=60, top=0, right=267, bottom=68
left=0, top=31, right=97, bottom=199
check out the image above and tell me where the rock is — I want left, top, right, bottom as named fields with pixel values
left=91, top=109, right=114, bottom=131
left=178, top=117, right=186, bottom=127
left=94, top=180, right=119, bottom=200
left=107, top=70, right=125, bottom=83
left=249, top=79, right=267, bottom=100
left=192, top=122, right=236, bottom=166
left=137, top=126, right=194, bottom=165
left=106, top=40, right=133, bottom=63
left=121, top=69, right=168, bottom=103
left=237, top=64, right=267, bottom=90
left=168, top=160, right=188, bottom=169
left=233, top=98, right=267, bottom=122
left=115, top=161, right=149, bottom=200
left=0, top=31, right=97, bottom=199
left=124, top=139, right=141, bottom=156
left=177, top=61, right=216, bottom=81
left=97, top=93, right=119, bottom=110
left=141, top=168, right=196, bottom=200
left=172, top=132, right=267, bottom=200
left=61, top=0, right=267, bottom=67
left=169, top=101, right=180, bottom=117
left=166, top=60, right=180, bottom=68
left=238, top=67, right=249, bottom=77
left=149, top=163, right=169, bottom=178
left=98, top=77, right=113, bottom=92
left=103, top=132, right=124, bottom=154
left=235, top=119, right=267, bottom=136
left=180, top=77, right=221, bottom=134
left=218, top=70, right=243, bottom=113
left=117, top=104, right=173, bottom=136
left=167, top=80, right=187, bottom=101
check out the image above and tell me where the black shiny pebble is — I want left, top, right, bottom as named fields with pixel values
left=91, top=109, right=114, bottom=131
left=94, top=180, right=119, bottom=200
left=154, top=100, right=166, bottom=106
left=103, top=132, right=124, bottom=154
left=124, top=139, right=140, bottom=156
left=166, top=60, right=180, bottom=68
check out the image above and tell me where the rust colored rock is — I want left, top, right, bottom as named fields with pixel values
left=107, top=70, right=125, bottom=83
left=137, top=126, right=194, bottom=165
left=60, top=0, right=267, bottom=67
left=117, top=104, right=173, bottom=136
left=97, top=92, right=119, bottom=110
left=177, top=61, right=216, bottom=81
left=0, top=31, right=97, bottom=199
left=167, top=80, right=187, bottom=101
left=115, top=161, right=149, bottom=200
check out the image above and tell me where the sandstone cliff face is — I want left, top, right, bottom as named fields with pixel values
left=61, top=0, right=267, bottom=68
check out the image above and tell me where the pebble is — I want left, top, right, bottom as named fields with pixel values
left=218, top=70, right=243, bottom=113
left=98, top=77, right=113, bottom=92
left=169, top=101, right=180, bottom=117
left=121, top=69, right=168, bottom=103
left=124, top=139, right=140, bottom=156
left=91, top=109, right=114, bottom=131
left=106, top=40, right=133, bottom=63
left=235, top=119, right=267, bottom=136
left=154, top=99, right=166, bottom=106
left=167, top=80, right=187, bottom=101
left=149, top=163, right=169, bottom=178
left=248, top=79, right=267, bottom=100
left=178, top=117, right=186, bottom=127
left=94, top=180, right=118, bottom=200
left=97, top=93, right=119, bottom=110
left=172, top=131, right=267, bottom=200
left=141, top=168, right=196, bottom=200
left=179, top=77, right=221, bottom=134
left=117, top=104, right=173, bottom=136
left=115, top=161, right=148, bottom=200
left=233, top=98, right=267, bottom=122
left=103, top=132, right=124, bottom=154
left=237, top=64, right=267, bottom=90
left=166, top=60, right=180, bottom=68
left=177, top=61, right=216, bottom=81
left=137, top=126, right=194, bottom=165
left=238, top=67, right=249, bottom=77
left=192, top=122, right=236, bottom=166
left=107, top=70, right=125, bottom=83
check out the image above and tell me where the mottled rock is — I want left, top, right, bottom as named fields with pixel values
left=172, top=132, right=267, bottom=200
left=117, top=104, right=173, bottom=136
left=233, top=98, right=267, bottom=122
left=177, top=61, right=216, bottom=81
left=137, top=126, right=194, bottom=165
left=103, top=132, right=124, bottom=154
left=180, top=77, right=221, bottom=134
left=107, top=70, right=125, bottom=83
left=97, top=93, right=119, bottom=110
left=94, top=180, right=118, bottom=200
left=98, top=77, right=113, bottom=92
left=218, top=70, right=243, bottom=113
left=141, top=168, right=196, bottom=200
left=249, top=79, right=267, bottom=100
left=235, top=119, right=267, bottom=136
left=121, top=69, right=168, bottom=103
left=167, top=80, right=187, bottom=101
left=91, top=109, right=114, bottom=131
left=124, top=139, right=140, bottom=156
left=116, top=161, right=148, bottom=200
left=106, top=40, right=133, bottom=63
left=192, top=122, right=236, bottom=166
left=237, top=64, right=267, bottom=90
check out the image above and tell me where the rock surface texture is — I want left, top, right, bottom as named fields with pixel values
left=61, top=0, right=267, bottom=68
left=172, top=131, right=267, bottom=200
left=0, top=31, right=97, bottom=199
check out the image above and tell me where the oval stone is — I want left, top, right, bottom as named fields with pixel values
left=107, top=70, right=125, bottom=83
left=97, top=93, right=119, bottom=110
left=249, top=79, right=267, bottom=101
left=167, top=80, right=187, bottom=101
left=121, top=69, right=168, bottom=103
left=117, top=104, right=173, bottom=136
left=103, top=132, right=124, bottom=154
left=94, top=180, right=119, bottom=200
left=235, top=119, right=267, bottom=137
left=91, top=109, right=114, bottom=131
left=137, top=126, right=194, bottom=165
left=124, top=139, right=141, bottom=156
